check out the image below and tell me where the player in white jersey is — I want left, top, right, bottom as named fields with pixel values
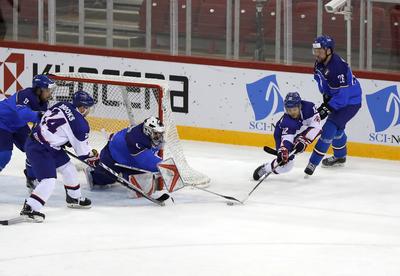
left=20, top=91, right=99, bottom=223
left=253, top=92, right=322, bottom=179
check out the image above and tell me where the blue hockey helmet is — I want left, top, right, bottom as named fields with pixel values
left=72, top=90, right=94, bottom=108
left=313, top=35, right=335, bottom=51
left=284, top=92, right=302, bottom=109
left=32, top=74, right=55, bottom=89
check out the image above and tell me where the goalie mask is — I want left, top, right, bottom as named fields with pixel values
left=143, top=116, right=165, bottom=147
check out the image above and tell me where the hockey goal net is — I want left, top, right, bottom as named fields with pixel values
left=49, top=73, right=210, bottom=186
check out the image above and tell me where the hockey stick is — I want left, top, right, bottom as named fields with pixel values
left=65, top=150, right=170, bottom=206
left=188, top=185, right=243, bottom=204
left=0, top=216, right=29, bottom=226
left=140, top=159, right=243, bottom=204
left=240, top=153, right=296, bottom=204
left=240, top=172, right=272, bottom=204
left=115, top=163, right=160, bottom=175
left=263, top=146, right=278, bottom=156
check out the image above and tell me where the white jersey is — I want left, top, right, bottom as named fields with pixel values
left=276, top=100, right=322, bottom=148
left=34, top=102, right=91, bottom=157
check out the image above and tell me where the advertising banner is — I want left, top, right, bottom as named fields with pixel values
left=1, top=45, right=399, bottom=159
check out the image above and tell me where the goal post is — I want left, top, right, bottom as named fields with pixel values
left=49, top=73, right=211, bottom=186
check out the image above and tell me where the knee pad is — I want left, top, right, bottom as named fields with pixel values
left=0, top=150, right=12, bottom=171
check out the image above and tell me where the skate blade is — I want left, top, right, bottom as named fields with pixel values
left=67, top=204, right=92, bottom=209
left=22, top=215, right=45, bottom=223
left=321, top=163, right=345, bottom=168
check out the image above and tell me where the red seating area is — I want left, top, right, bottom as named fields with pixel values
left=138, top=0, right=398, bottom=54
left=389, top=6, right=400, bottom=56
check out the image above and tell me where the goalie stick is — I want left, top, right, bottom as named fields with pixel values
left=65, top=150, right=170, bottom=206
left=155, top=158, right=242, bottom=203
left=115, top=163, right=160, bottom=176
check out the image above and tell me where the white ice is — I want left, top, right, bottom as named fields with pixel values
left=1, top=140, right=400, bottom=276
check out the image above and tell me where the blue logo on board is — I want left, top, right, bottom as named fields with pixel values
left=366, top=85, right=400, bottom=132
left=246, top=75, right=284, bottom=121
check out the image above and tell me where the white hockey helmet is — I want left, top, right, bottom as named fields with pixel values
left=143, top=116, right=165, bottom=147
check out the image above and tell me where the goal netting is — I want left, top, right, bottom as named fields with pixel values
left=49, top=73, right=210, bottom=186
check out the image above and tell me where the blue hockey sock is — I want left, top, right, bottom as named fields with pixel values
left=0, top=150, right=12, bottom=171
left=332, top=130, right=347, bottom=158
left=309, top=120, right=338, bottom=166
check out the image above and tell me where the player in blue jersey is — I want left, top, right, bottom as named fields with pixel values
left=304, top=35, right=362, bottom=176
left=20, top=91, right=98, bottom=222
left=253, top=92, right=322, bottom=180
left=0, top=75, right=54, bottom=185
left=85, top=116, right=165, bottom=196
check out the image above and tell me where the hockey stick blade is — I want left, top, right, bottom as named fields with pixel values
left=263, top=146, right=278, bottom=156
left=244, top=152, right=296, bottom=203
left=0, top=216, right=30, bottom=226
left=155, top=193, right=171, bottom=202
left=190, top=185, right=243, bottom=204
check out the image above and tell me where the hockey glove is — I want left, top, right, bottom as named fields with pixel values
left=85, top=149, right=99, bottom=167
left=277, top=147, right=289, bottom=165
left=322, top=94, right=331, bottom=104
left=317, top=103, right=332, bottom=120
left=294, top=136, right=311, bottom=154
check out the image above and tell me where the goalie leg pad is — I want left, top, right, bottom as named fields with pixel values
left=128, top=173, right=155, bottom=198
left=158, top=158, right=184, bottom=193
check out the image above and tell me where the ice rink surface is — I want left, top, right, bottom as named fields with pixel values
left=1, top=140, right=400, bottom=276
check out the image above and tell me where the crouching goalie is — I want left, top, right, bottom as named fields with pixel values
left=85, top=116, right=169, bottom=197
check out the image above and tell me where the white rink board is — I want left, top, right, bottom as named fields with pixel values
left=0, top=47, right=399, bottom=148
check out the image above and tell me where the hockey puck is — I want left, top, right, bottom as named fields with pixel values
left=226, top=202, right=234, bottom=206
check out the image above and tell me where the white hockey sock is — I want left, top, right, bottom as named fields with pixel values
left=27, top=178, right=56, bottom=211
left=265, top=159, right=295, bottom=175
left=58, top=161, right=82, bottom=199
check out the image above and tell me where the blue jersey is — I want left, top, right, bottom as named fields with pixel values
left=314, top=53, right=362, bottom=110
left=108, top=123, right=156, bottom=165
left=274, top=101, right=322, bottom=151
left=0, top=88, right=47, bottom=132
left=16, top=88, right=48, bottom=112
